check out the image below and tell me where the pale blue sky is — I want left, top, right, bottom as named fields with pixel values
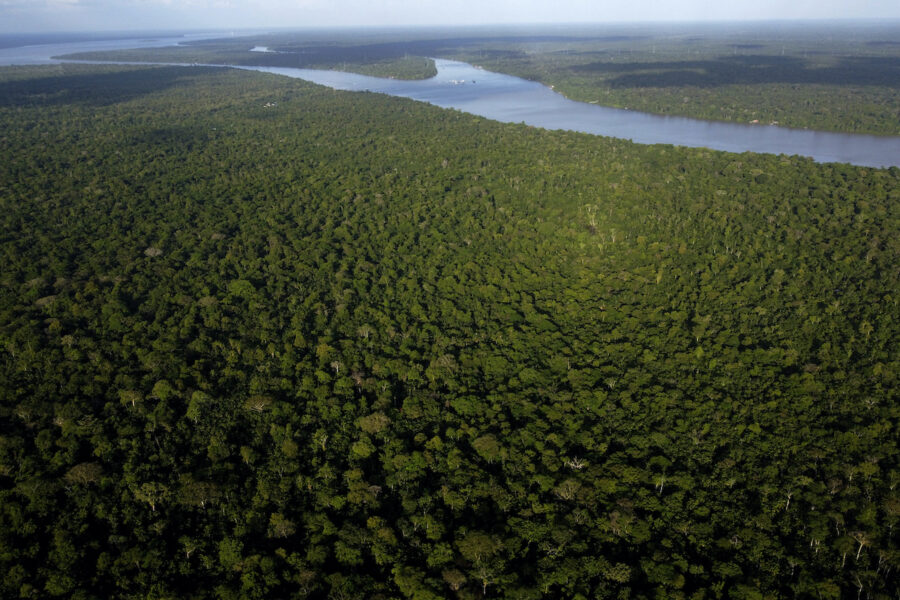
left=2, top=0, right=899, bottom=33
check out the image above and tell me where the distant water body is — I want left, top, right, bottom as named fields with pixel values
left=1, top=34, right=898, bottom=168
left=0, top=33, right=216, bottom=65
left=246, top=61, right=900, bottom=168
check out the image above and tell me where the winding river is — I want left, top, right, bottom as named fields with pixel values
left=2, top=34, right=898, bottom=168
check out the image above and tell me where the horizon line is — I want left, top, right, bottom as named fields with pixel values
left=5, top=17, right=900, bottom=36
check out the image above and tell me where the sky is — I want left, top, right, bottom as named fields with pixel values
left=2, top=0, right=899, bottom=33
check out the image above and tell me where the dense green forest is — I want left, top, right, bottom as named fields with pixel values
left=0, top=62, right=898, bottom=599
left=59, top=22, right=900, bottom=134
left=436, top=24, right=900, bottom=136
left=62, top=41, right=438, bottom=80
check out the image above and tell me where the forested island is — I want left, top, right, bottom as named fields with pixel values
left=1, top=25, right=898, bottom=600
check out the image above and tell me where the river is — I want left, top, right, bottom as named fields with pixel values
left=1, top=34, right=898, bottom=168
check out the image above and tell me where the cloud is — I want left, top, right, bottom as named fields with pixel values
left=0, top=0, right=76, bottom=5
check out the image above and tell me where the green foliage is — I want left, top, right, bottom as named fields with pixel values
left=59, top=24, right=900, bottom=133
left=62, top=41, right=438, bottom=80
left=436, top=24, right=900, bottom=135
left=0, top=61, right=897, bottom=599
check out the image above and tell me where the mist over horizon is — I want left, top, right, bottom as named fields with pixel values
left=2, top=0, right=899, bottom=34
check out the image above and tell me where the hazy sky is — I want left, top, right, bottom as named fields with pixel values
left=3, top=0, right=899, bottom=33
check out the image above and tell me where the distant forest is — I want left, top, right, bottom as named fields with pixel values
left=60, top=22, right=900, bottom=134
left=1, top=34, right=898, bottom=600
